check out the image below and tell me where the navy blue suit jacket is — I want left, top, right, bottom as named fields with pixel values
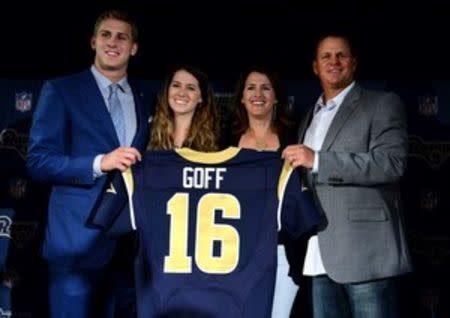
left=27, top=69, right=150, bottom=268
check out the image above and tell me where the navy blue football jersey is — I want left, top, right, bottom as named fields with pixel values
left=89, top=147, right=320, bottom=318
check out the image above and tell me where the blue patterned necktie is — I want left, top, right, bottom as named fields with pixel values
left=108, top=83, right=126, bottom=145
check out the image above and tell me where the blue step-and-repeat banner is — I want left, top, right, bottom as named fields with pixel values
left=1, top=78, right=449, bottom=317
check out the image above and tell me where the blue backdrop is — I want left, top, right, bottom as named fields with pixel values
left=1, top=77, right=449, bottom=317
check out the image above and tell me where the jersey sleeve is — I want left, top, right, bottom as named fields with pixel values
left=86, top=169, right=135, bottom=236
left=277, top=163, right=321, bottom=239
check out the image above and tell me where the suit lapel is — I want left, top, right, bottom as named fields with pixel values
left=80, top=70, right=120, bottom=146
left=77, top=71, right=149, bottom=150
left=130, top=84, right=149, bottom=151
left=297, top=108, right=314, bottom=143
left=321, top=84, right=361, bottom=151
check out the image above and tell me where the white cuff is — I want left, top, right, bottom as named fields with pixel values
left=312, top=151, right=319, bottom=173
left=93, top=154, right=105, bottom=179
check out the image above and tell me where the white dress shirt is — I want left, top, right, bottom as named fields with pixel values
left=302, top=82, right=355, bottom=276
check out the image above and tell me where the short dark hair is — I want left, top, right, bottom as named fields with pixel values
left=313, top=32, right=356, bottom=60
left=93, top=9, right=138, bottom=42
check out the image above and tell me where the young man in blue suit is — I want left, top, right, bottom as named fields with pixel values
left=27, top=10, right=150, bottom=317
left=283, top=33, right=412, bottom=318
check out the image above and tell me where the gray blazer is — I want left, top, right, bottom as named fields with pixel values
left=298, top=83, right=412, bottom=283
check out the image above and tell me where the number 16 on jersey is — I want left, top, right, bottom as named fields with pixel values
left=164, top=192, right=241, bottom=274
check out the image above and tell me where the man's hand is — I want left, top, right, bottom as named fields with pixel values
left=101, top=147, right=142, bottom=172
left=282, top=144, right=315, bottom=169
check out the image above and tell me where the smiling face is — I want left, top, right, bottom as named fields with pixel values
left=313, top=36, right=357, bottom=97
left=91, top=18, right=137, bottom=79
left=241, top=72, right=277, bottom=121
left=168, top=69, right=203, bottom=119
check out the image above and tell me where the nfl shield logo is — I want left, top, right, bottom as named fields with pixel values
left=420, top=189, right=439, bottom=212
left=9, top=178, right=28, bottom=200
left=15, top=92, right=32, bottom=112
left=418, top=94, right=438, bottom=117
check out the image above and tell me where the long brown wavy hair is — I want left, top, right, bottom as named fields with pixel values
left=231, top=65, right=294, bottom=145
left=148, top=65, right=219, bottom=151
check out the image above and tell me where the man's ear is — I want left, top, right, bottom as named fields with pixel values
left=131, top=43, right=138, bottom=56
left=90, top=36, right=96, bottom=50
left=312, top=60, right=318, bottom=76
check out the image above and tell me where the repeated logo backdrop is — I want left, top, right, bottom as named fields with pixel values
left=0, top=78, right=449, bottom=317
left=389, top=80, right=450, bottom=318
left=0, top=80, right=45, bottom=318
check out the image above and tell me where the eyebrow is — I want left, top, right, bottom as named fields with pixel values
left=246, top=82, right=272, bottom=87
left=98, top=29, right=131, bottom=38
left=172, top=80, right=199, bottom=87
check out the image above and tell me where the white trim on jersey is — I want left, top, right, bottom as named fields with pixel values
left=122, top=169, right=137, bottom=230
left=276, top=162, right=294, bottom=231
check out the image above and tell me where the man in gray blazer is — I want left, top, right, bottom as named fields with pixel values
left=282, top=33, right=412, bottom=318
